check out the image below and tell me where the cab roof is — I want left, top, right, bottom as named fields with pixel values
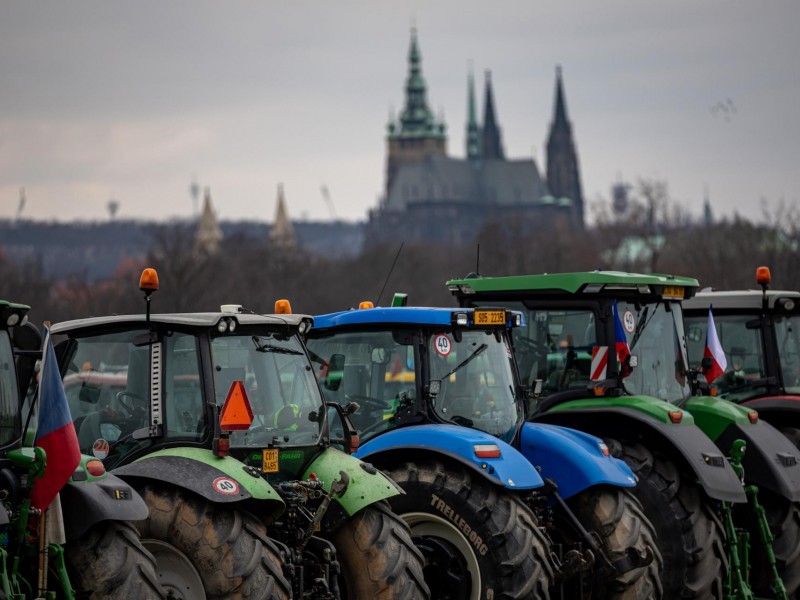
left=447, top=271, right=699, bottom=295
left=51, top=311, right=310, bottom=335
left=312, top=306, right=478, bottom=331
left=684, top=289, right=800, bottom=312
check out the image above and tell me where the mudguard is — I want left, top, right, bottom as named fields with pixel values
left=60, top=470, right=149, bottom=540
left=354, top=423, right=544, bottom=491
left=716, top=420, right=800, bottom=501
left=112, top=447, right=284, bottom=512
left=741, top=395, right=800, bottom=413
left=519, top=422, right=637, bottom=500
left=534, top=407, right=747, bottom=502
left=301, top=446, right=402, bottom=517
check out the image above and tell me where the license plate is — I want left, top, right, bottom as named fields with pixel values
left=474, top=309, right=505, bottom=325
left=262, top=449, right=279, bottom=473
left=662, top=286, right=685, bottom=299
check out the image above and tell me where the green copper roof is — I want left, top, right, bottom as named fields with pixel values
left=446, top=271, right=700, bottom=295
left=388, top=29, right=446, bottom=140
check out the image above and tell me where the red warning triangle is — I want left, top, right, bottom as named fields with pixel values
left=219, top=380, right=254, bottom=431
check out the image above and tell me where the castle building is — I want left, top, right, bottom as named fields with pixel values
left=193, top=187, right=223, bottom=256
left=365, top=29, right=584, bottom=247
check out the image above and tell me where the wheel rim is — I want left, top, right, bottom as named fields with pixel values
left=401, top=511, right=480, bottom=600
left=143, top=539, right=206, bottom=600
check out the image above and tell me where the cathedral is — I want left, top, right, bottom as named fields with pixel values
left=365, top=29, right=585, bottom=247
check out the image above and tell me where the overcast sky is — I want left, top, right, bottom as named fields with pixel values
left=1, top=2, right=798, bottom=226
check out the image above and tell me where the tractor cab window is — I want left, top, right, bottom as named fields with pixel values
left=306, top=330, right=415, bottom=443
left=685, top=314, right=767, bottom=400
left=0, top=331, right=20, bottom=448
left=775, top=315, right=800, bottom=393
left=211, top=331, right=322, bottom=448
left=428, top=329, right=521, bottom=443
left=61, top=329, right=205, bottom=468
left=505, top=302, right=596, bottom=394
left=619, top=301, right=691, bottom=404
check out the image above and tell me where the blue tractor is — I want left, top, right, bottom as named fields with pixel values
left=305, top=299, right=662, bottom=600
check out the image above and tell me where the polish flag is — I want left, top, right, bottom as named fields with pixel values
left=703, top=306, right=727, bottom=384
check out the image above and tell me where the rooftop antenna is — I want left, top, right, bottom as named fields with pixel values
left=375, top=242, right=404, bottom=307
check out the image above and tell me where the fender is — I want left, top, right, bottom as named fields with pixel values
left=301, top=447, right=402, bottom=517
left=112, top=447, right=284, bottom=514
left=533, top=406, right=747, bottom=502
left=741, top=395, right=800, bottom=413
left=519, top=422, right=637, bottom=500
left=354, top=423, right=544, bottom=491
left=59, top=470, right=149, bottom=540
left=715, top=420, right=800, bottom=501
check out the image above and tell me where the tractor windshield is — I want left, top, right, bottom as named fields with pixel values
left=0, top=330, right=20, bottom=448
left=685, top=314, right=770, bottom=400
left=211, top=331, right=323, bottom=448
left=428, top=329, right=521, bottom=443
left=305, top=330, right=416, bottom=444
left=775, top=315, right=800, bottom=394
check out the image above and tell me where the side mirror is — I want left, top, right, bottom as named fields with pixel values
left=323, top=354, right=345, bottom=391
left=326, top=401, right=360, bottom=454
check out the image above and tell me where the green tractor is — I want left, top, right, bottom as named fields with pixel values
left=1, top=299, right=163, bottom=598
left=449, top=271, right=800, bottom=599
left=50, top=269, right=427, bottom=599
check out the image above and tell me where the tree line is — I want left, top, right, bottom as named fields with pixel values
left=2, top=179, right=798, bottom=329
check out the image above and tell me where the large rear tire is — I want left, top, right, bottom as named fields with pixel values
left=134, top=482, right=291, bottom=600
left=65, top=520, right=164, bottom=599
left=607, top=440, right=726, bottom=600
left=331, top=500, right=430, bottom=599
left=564, top=487, right=663, bottom=599
left=385, top=459, right=553, bottom=600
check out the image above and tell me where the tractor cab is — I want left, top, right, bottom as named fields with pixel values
left=449, top=272, right=697, bottom=411
left=308, top=302, right=525, bottom=444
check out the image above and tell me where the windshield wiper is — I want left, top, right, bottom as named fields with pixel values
left=440, top=344, right=488, bottom=380
left=251, top=336, right=303, bottom=355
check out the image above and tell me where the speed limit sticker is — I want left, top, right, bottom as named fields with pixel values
left=212, top=477, right=240, bottom=496
left=434, top=334, right=452, bottom=357
left=623, top=310, right=636, bottom=333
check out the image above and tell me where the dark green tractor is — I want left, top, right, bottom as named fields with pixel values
left=449, top=271, right=800, bottom=599
left=50, top=269, right=428, bottom=600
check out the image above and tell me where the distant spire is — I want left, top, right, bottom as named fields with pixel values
left=546, top=65, right=584, bottom=228
left=703, top=185, right=713, bottom=227
left=482, top=70, right=505, bottom=160
left=553, top=65, right=569, bottom=127
left=194, top=187, right=223, bottom=256
left=270, top=183, right=297, bottom=249
left=389, top=28, right=446, bottom=140
left=466, top=68, right=481, bottom=163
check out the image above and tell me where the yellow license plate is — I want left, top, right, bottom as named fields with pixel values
left=662, top=286, right=685, bottom=299
left=262, top=449, right=279, bottom=473
left=474, top=309, right=505, bottom=325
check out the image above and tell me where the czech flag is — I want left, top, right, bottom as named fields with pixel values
left=703, top=306, right=727, bottom=384
left=612, top=301, right=632, bottom=377
left=31, top=325, right=81, bottom=511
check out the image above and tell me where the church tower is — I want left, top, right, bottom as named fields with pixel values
left=269, top=183, right=297, bottom=250
left=193, top=187, right=223, bottom=256
left=385, top=28, right=447, bottom=195
left=482, top=70, right=505, bottom=160
left=545, top=66, right=584, bottom=228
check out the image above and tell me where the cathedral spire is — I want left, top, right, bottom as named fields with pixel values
left=389, top=28, right=446, bottom=140
left=466, top=68, right=481, bottom=163
left=546, top=65, right=584, bottom=228
left=270, top=183, right=297, bottom=249
left=193, top=187, right=223, bottom=256
left=552, top=65, right=569, bottom=127
left=482, top=70, right=504, bottom=160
